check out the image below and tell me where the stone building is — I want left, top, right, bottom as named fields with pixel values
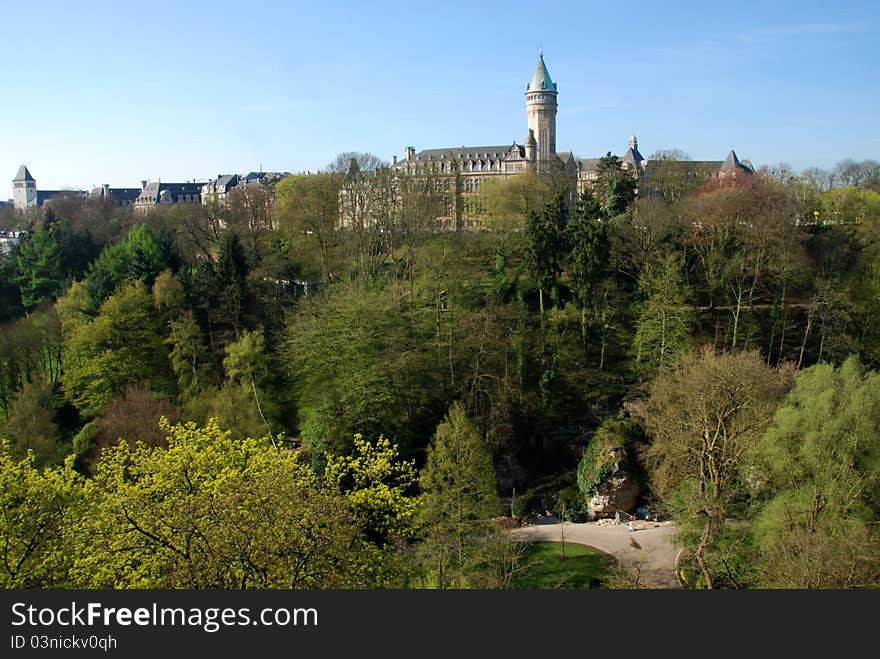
left=133, top=180, right=203, bottom=215
left=355, top=52, right=755, bottom=229
left=11, top=165, right=86, bottom=211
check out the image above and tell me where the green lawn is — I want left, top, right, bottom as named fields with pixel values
left=513, top=542, right=614, bottom=589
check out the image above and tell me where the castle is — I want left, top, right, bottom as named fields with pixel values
left=378, top=52, right=753, bottom=228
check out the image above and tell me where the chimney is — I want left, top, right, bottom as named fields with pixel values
left=140, top=180, right=147, bottom=190
left=392, top=155, right=398, bottom=165
left=102, top=184, right=110, bottom=197
left=405, top=146, right=416, bottom=161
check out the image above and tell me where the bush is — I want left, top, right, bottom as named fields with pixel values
left=555, top=486, right=589, bottom=522
left=576, top=416, right=634, bottom=497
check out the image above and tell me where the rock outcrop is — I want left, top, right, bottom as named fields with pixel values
left=588, top=469, right=639, bottom=520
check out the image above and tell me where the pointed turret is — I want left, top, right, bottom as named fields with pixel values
left=621, top=134, right=645, bottom=170
left=721, top=148, right=754, bottom=174
left=13, top=165, right=35, bottom=183
left=526, top=50, right=557, bottom=93
left=525, top=50, right=558, bottom=163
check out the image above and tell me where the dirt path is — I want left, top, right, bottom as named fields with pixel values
left=511, top=519, right=681, bottom=588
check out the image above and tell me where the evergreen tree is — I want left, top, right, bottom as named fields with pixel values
left=15, top=224, right=65, bottom=310
left=419, top=402, right=500, bottom=588
left=525, top=192, right=568, bottom=314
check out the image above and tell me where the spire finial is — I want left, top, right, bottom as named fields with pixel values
left=539, top=45, right=543, bottom=58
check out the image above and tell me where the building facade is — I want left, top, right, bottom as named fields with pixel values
left=358, top=53, right=754, bottom=229
left=133, top=181, right=204, bottom=215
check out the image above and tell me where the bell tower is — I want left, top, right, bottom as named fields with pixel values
left=525, top=50, right=557, bottom=163
left=12, top=165, right=37, bottom=211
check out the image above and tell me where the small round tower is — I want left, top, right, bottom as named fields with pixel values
left=525, top=50, right=558, bottom=162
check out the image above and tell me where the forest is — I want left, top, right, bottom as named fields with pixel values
left=1, top=152, right=879, bottom=589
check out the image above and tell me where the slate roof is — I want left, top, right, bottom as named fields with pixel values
left=721, top=148, right=754, bottom=174
left=576, top=158, right=601, bottom=174
left=136, top=181, right=202, bottom=204
left=403, top=144, right=525, bottom=163
left=13, top=165, right=35, bottom=182
left=526, top=53, right=557, bottom=93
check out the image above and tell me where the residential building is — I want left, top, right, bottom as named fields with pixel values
left=133, top=180, right=203, bottom=215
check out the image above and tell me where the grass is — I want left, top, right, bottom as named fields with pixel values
left=513, top=541, right=615, bottom=589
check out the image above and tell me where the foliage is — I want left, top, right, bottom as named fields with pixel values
left=641, top=347, right=793, bottom=588
left=750, top=357, right=880, bottom=587
left=633, top=251, right=692, bottom=374
left=0, top=451, right=83, bottom=588
left=325, top=434, right=418, bottom=537
left=576, top=417, right=633, bottom=498
left=418, top=401, right=501, bottom=588
left=15, top=223, right=65, bottom=310
left=62, top=281, right=172, bottom=417
left=71, top=418, right=365, bottom=588
left=0, top=377, right=62, bottom=466
left=84, top=224, right=166, bottom=311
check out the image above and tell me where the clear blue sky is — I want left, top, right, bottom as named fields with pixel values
left=2, top=0, right=878, bottom=193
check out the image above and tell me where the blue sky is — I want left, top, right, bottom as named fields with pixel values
left=2, top=0, right=878, bottom=193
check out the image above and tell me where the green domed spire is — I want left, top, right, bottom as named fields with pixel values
left=526, top=50, right=556, bottom=93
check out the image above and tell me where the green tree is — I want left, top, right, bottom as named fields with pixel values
left=62, top=281, right=172, bottom=417
left=15, top=223, right=65, bottom=310
left=632, top=251, right=692, bottom=373
left=0, top=378, right=61, bottom=466
left=70, top=418, right=365, bottom=588
left=525, top=193, right=568, bottom=314
left=567, top=189, right=609, bottom=349
left=0, top=451, right=83, bottom=588
left=166, top=310, right=210, bottom=400
left=595, top=152, right=637, bottom=218
left=476, top=171, right=553, bottom=230
left=84, top=224, right=166, bottom=311
left=276, top=173, right=341, bottom=282
left=223, top=329, right=276, bottom=445
left=750, top=357, right=880, bottom=588
left=419, top=402, right=501, bottom=588
left=642, top=347, right=793, bottom=588
left=324, top=434, right=419, bottom=585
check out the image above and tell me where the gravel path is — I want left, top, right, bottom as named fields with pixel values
left=511, top=519, right=681, bottom=589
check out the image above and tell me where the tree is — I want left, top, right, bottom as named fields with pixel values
left=324, top=151, right=387, bottom=175
left=75, top=384, right=180, bottom=474
left=84, top=224, right=167, bottom=311
left=223, top=329, right=277, bottom=445
left=15, top=223, right=65, bottom=310
left=641, top=347, right=793, bottom=588
left=525, top=193, right=568, bottom=314
left=419, top=402, right=501, bottom=588
left=632, top=251, right=692, bottom=373
left=166, top=310, right=210, bottom=400
left=644, top=149, right=713, bottom=204
left=594, top=152, right=637, bottom=218
left=210, top=230, right=253, bottom=345
left=750, top=357, right=880, bottom=588
left=323, top=434, right=419, bottom=584
left=282, top=285, right=417, bottom=461
left=0, top=378, right=61, bottom=466
left=70, top=419, right=366, bottom=588
left=0, top=451, right=82, bottom=587
left=477, top=171, right=553, bottom=230
left=276, top=173, right=341, bottom=282
left=62, top=281, right=172, bottom=417
left=567, top=189, right=609, bottom=349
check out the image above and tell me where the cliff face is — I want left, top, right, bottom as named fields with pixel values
left=588, top=468, right=639, bottom=520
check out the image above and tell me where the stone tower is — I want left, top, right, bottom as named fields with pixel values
left=12, top=165, right=37, bottom=211
left=525, top=50, right=557, bottom=163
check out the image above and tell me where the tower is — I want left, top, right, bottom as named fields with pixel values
left=12, top=165, right=37, bottom=211
left=525, top=50, right=557, bottom=163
